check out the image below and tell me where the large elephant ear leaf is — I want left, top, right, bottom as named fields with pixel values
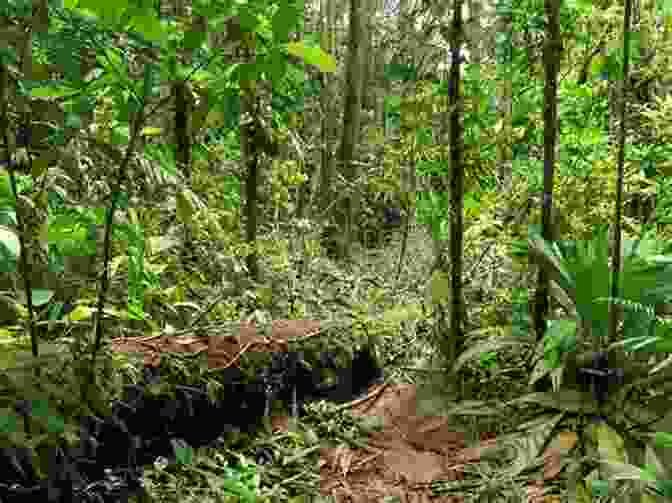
left=527, top=230, right=577, bottom=304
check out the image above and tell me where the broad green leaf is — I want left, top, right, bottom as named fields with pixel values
left=29, top=86, right=77, bottom=99
left=286, top=42, right=336, bottom=73
left=454, top=334, right=529, bottom=372
left=129, top=13, right=166, bottom=42
left=0, top=226, right=20, bottom=270
left=272, top=3, right=299, bottom=42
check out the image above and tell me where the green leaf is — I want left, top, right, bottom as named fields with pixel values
left=29, top=86, right=78, bottom=99
left=0, top=409, right=19, bottom=433
left=26, top=289, right=54, bottom=306
left=652, top=479, right=672, bottom=496
left=30, top=400, right=66, bottom=434
left=142, top=63, right=155, bottom=100
left=237, top=62, right=260, bottom=83
left=454, top=334, right=530, bottom=372
left=182, top=27, right=206, bottom=50
left=172, top=438, right=194, bottom=465
left=589, top=479, right=610, bottom=497
left=73, top=0, right=128, bottom=27
left=265, top=49, right=288, bottom=83
left=286, top=42, right=336, bottom=73
left=64, top=113, right=82, bottom=129
left=237, top=7, right=259, bottom=31
left=0, top=226, right=20, bottom=271
left=128, top=13, right=167, bottom=43
left=272, top=3, right=299, bottom=42
left=652, top=431, right=672, bottom=449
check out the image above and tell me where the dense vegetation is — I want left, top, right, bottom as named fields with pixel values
left=1, top=0, right=672, bottom=501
